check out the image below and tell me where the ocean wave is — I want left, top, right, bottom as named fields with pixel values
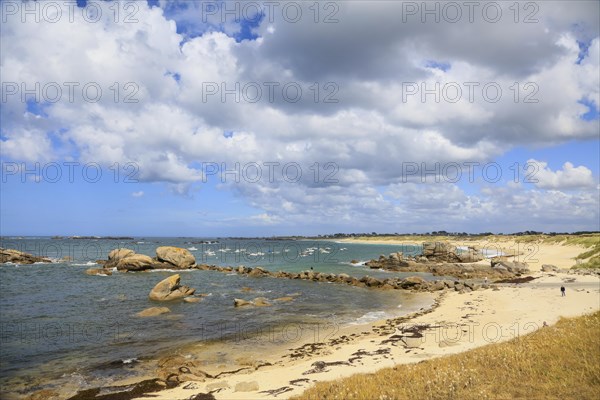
left=350, top=310, right=390, bottom=325
left=71, top=261, right=99, bottom=266
left=148, top=268, right=181, bottom=272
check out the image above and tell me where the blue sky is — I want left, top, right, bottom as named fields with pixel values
left=1, top=1, right=599, bottom=236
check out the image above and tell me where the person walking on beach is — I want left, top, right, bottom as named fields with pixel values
left=561, top=286, right=566, bottom=296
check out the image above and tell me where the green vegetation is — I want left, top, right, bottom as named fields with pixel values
left=572, top=242, right=600, bottom=269
left=575, top=243, right=600, bottom=260
left=574, top=255, right=600, bottom=269
left=294, top=312, right=600, bottom=400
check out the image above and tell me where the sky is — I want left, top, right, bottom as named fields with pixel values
left=0, top=0, right=599, bottom=236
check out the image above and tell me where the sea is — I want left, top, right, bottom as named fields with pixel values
left=0, top=237, right=436, bottom=397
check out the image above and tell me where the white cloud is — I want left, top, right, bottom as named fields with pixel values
left=529, top=159, right=596, bottom=189
left=1, top=1, right=598, bottom=232
left=131, top=191, right=144, bottom=198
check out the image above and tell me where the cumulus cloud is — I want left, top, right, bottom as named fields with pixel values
left=529, top=159, right=596, bottom=189
left=1, top=0, right=598, bottom=232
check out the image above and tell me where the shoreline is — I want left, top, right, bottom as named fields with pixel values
left=140, top=270, right=599, bottom=400
left=66, top=292, right=438, bottom=399
left=6, top=238, right=599, bottom=399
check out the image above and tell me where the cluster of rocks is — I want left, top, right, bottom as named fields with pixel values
left=490, top=257, right=530, bottom=274
left=365, top=242, right=528, bottom=279
left=88, top=246, right=196, bottom=274
left=421, top=242, right=483, bottom=263
left=0, top=248, right=52, bottom=264
left=195, top=264, right=486, bottom=294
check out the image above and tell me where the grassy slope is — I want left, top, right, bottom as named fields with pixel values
left=294, top=311, right=600, bottom=400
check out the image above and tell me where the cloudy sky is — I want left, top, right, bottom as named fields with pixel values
left=1, top=0, right=599, bottom=236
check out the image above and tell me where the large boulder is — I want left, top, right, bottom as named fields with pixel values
left=108, top=248, right=135, bottom=261
left=116, top=254, right=155, bottom=271
left=0, top=248, right=52, bottom=264
left=149, top=274, right=196, bottom=301
left=104, top=248, right=137, bottom=269
left=541, top=264, right=559, bottom=272
left=156, top=246, right=196, bottom=269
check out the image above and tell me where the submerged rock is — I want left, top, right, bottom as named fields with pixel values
left=253, top=297, right=272, bottom=307
left=234, top=298, right=252, bottom=307
left=274, top=296, right=294, bottom=302
left=183, top=297, right=202, bottom=303
left=85, top=268, right=112, bottom=276
left=136, top=307, right=171, bottom=317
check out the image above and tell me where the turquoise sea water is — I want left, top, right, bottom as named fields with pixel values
left=0, top=237, right=432, bottom=396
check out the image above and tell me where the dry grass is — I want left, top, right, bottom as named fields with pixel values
left=294, top=312, right=600, bottom=400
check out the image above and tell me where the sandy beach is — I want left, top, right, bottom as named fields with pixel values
left=143, top=269, right=600, bottom=400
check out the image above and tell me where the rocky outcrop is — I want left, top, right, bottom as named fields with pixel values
left=156, top=246, right=196, bottom=269
left=0, top=248, right=52, bottom=264
left=149, top=274, right=196, bottom=301
left=422, top=242, right=460, bottom=261
left=366, top=242, right=480, bottom=269
left=195, top=263, right=488, bottom=295
left=364, top=242, right=513, bottom=279
left=98, top=247, right=196, bottom=272
left=491, top=258, right=529, bottom=273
